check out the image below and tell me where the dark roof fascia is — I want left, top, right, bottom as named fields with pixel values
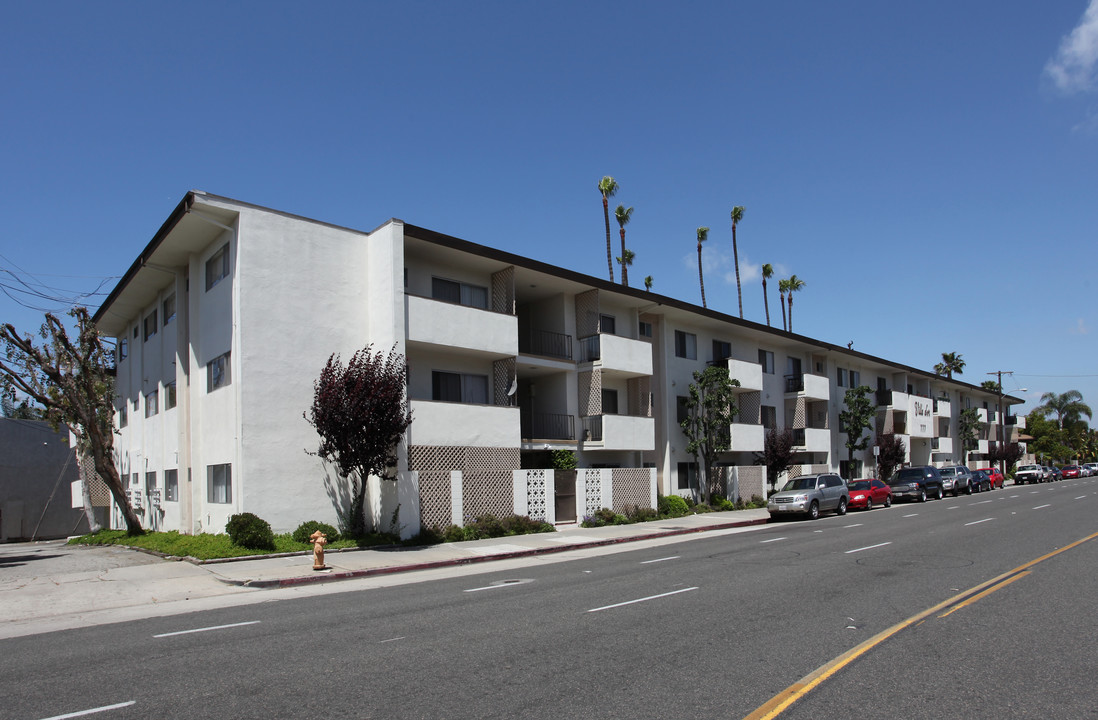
left=402, top=223, right=1015, bottom=403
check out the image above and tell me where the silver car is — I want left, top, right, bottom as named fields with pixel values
left=768, top=473, right=849, bottom=520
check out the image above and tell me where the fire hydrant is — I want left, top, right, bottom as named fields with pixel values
left=310, top=530, right=328, bottom=571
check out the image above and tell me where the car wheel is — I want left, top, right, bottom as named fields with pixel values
left=837, top=498, right=848, bottom=516
left=953, top=488, right=959, bottom=497
left=884, top=495, right=892, bottom=508
left=865, top=499, right=873, bottom=512
left=935, top=486, right=944, bottom=500
left=808, top=501, right=820, bottom=520
left=918, top=488, right=927, bottom=503
left=966, top=483, right=973, bottom=495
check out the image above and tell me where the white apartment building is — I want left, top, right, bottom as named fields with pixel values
left=94, top=191, right=1020, bottom=537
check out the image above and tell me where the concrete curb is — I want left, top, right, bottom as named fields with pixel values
left=223, top=516, right=770, bottom=589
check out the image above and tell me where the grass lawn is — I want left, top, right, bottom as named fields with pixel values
left=67, top=529, right=401, bottom=561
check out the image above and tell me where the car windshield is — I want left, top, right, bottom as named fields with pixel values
left=849, top=481, right=871, bottom=490
left=940, top=468, right=957, bottom=477
left=1019, top=465, right=1040, bottom=471
left=895, top=469, right=922, bottom=480
left=781, top=477, right=817, bottom=491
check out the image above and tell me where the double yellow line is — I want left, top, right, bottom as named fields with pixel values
left=744, top=529, right=1098, bottom=720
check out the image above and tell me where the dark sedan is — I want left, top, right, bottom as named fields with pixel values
left=970, top=469, right=992, bottom=493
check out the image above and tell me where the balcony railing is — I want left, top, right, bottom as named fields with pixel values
left=582, top=415, right=603, bottom=442
left=876, top=389, right=893, bottom=406
left=519, top=329, right=573, bottom=361
left=521, top=411, right=575, bottom=441
left=792, top=428, right=806, bottom=446
left=578, top=335, right=601, bottom=363
left=785, top=374, right=805, bottom=393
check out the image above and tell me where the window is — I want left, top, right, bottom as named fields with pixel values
left=602, top=389, right=619, bottom=415
left=431, top=371, right=489, bottom=404
left=712, top=340, right=731, bottom=362
left=208, top=352, right=231, bottom=392
left=761, top=405, right=777, bottom=430
left=676, top=462, right=698, bottom=491
left=119, top=402, right=127, bottom=428
left=145, top=471, right=157, bottom=495
left=133, top=326, right=138, bottom=339
left=850, top=371, right=860, bottom=388
left=205, top=244, right=230, bottom=291
left=207, top=463, right=232, bottom=503
left=600, top=314, right=616, bottom=335
left=118, top=338, right=128, bottom=361
left=144, top=310, right=157, bottom=341
left=674, top=330, right=697, bottom=359
left=431, top=277, right=488, bottom=309
left=165, top=382, right=177, bottom=410
left=145, top=390, right=158, bottom=417
left=837, top=368, right=846, bottom=387
left=758, top=349, right=774, bottom=374
left=677, top=396, right=690, bottom=425
left=163, top=294, right=176, bottom=326
left=164, top=469, right=178, bottom=502
left=638, top=321, right=653, bottom=338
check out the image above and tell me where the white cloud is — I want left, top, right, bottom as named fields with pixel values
left=1045, top=0, right=1098, bottom=93
left=1071, top=317, right=1090, bottom=335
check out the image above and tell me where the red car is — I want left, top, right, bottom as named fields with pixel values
left=1061, top=465, right=1082, bottom=479
left=846, top=479, right=892, bottom=511
left=978, top=467, right=1005, bottom=489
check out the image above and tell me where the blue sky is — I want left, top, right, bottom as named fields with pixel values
left=2, top=1, right=1096, bottom=413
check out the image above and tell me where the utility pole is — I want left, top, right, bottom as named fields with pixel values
left=988, top=370, right=1012, bottom=479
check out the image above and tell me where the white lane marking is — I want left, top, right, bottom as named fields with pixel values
left=587, top=587, right=698, bottom=613
left=39, top=701, right=136, bottom=719
left=1033, top=504, right=1051, bottom=510
left=965, top=518, right=994, bottom=526
left=1075, top=496, right=1087, bottom=500
left=843, top=523, right=863, bottom=528
left=640, top=556, right=680, bottom=564
left=154, top=621, right=259, bottom=638
left=903, top=513, right=918, bottom=518
left=1009, top=494, right=1019, bottom=498
left=379, top=636, right=405, bottom=643
left=1030, top=491, right=1040, bottom=494
left=759, top=537, right=786, bottom=544
left=946, top=505, right=960, bottom=510
left=845, top=541, right=892, bottom=554
left=463, top=579, right=531, bottom=593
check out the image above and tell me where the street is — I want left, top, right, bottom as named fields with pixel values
left=2, top=478, right=1096, bottom=720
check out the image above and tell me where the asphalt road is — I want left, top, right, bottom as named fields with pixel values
left=2, top=478, right=1096, bottom=720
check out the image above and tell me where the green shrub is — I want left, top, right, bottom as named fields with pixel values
left=660, top=494, right=689, bottom=517
left=692, top=502, right=713, bottom=513
left=225, top=513, right=276, bottom=551
left=624, top=504, right=658, bottom=522
left=291, top=520, right=341, bottom=544
left=551, top=449, right=577, bottom=470
left=439, top=514, right=556, bottom=541
left=711, top=494, right=735, bottom=511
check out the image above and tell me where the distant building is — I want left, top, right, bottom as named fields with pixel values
left=0, top=419, right=91, bottom=541
left=93, top=191, right=1021, bottom=537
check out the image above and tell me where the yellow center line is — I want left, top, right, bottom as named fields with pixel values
left=937, top=571, right=1030, bottom=619
left=743, top=529, right=1098, bottom=720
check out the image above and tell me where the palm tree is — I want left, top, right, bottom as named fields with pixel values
left=644, top=275, right=653, bottom=291
left=935, top=352, right=966, bottom=379
left=598, top=176, right=618, bottom=282
left=730, top=206, right=745, bottom=318
left=696, top=226, right=710, bottom=308
left=761, top=263, right=774, bottom=327
left=778, top=278, right=790, bottom=332
left=786, top=274, right=805, bottom=332
left=616, top=249, right=635, bottom=285
left=1037, top=390, right=1093, bottom=430
left=614, top=204, right=634, bottom=286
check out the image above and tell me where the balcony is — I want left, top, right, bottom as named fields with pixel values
left=876, top=389, right=911, bottom=410
left=406, top=295, right=516, bottom=357
left=975, top=408, right=989, bottom=424
left=725, top=358, right=763, bottom=393
left=1009, top=414, right=1026, bottom=430
left=408, top=400, right=520, bottom=448
left=933, top=398, right=951, bottom=416
left=519, top=329, right=572, bottom=361
left=791, top=427, right=830, bottom=452
left=974, top=438, right=989, bottom=454
left=578, top=334, right=652, bottom=378
left=784, top=373, right=829, bottom=401
left=932, top=437, right=953, bottom=455
left=520, top=411, right=575, bottom=441
left=581, top=414, right=654, bottom=450
left=729, top=422, right=764, bottom=452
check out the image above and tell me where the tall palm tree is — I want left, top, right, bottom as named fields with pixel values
left=644, top=275, right=653, bottom=291
left=761, top=263, right=774, bottom=327
left=696, top=226, right=710, bottom=308
left=616, top=249, right=635, bottom=285
left=1037, top=390, right=1093, bottom=430
left=778, top=278, right=790, bottom=332
left=614, top=204, right=634, bottom=286
left=935, top=352, right=966, bottom=379
left=786, top=274, right=805, bottom=333
left=598, top=177, right=618, bottom=282
left=730, top=206, right=745, bottom=318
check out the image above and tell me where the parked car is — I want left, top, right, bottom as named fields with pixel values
left=888, top=466, right=945, bottom=502
left=978, top=467, right=1005, bottom=489
left=1015, top=464, right=1044, bottom=485
left=768, top=473, right=849, bottom=520
left=970, top=469, right=992, bottom=493
left=1061, top=465, right=1081, bottom=479
left=847, top=479, right=892, bottom=511
left=1084, top=463, right=1098, bottom=477
left=939, top=465, right=974, bottom=496
left=1048, top=466, right=1063, bottom=481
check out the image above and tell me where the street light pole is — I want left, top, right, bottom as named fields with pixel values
left=988, top=370, right=1012, bottom=479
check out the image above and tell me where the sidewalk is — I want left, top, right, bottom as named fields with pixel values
left=203, top=509, right=771, bottom=588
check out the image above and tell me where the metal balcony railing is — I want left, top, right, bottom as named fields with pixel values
left=791, top=428, right=806, bottom=445
left=581, top=415, right=603, bottom=441
left=519, top=330, right=573, bottom=361
left=785, top=374, right=805, bottom=393
left=876, top=389, right=893, bottom=406
left=520, top=412, right=575, bottom=441
left=578, top=335, right=601, bottom=363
